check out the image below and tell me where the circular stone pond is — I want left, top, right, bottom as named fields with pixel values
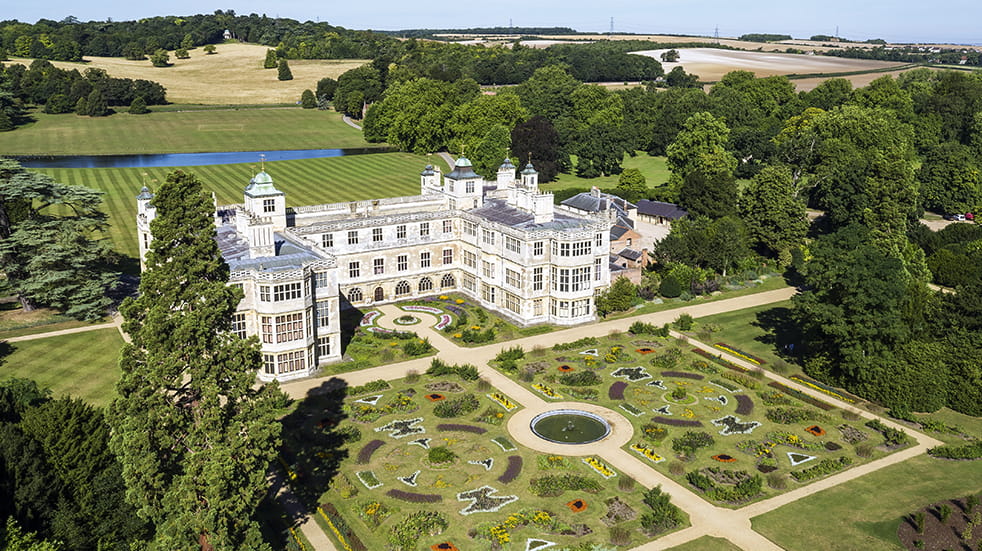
left=530, top=409, right=611, bottom=445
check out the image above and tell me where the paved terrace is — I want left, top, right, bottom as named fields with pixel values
left=279, top=287, right=944, bottom=550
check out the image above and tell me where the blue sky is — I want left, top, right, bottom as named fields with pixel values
left=7, top=0, right=980, bottom=45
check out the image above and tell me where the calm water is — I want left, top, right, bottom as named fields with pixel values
left=15, top=147, right=393, bottom=169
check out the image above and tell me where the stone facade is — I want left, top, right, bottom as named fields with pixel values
left=137, top=157, right=617, bottom=382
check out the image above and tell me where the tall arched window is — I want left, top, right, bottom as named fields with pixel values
left=395, top=281, right=410, bottom=296
left=348, top=288, right=363, bottom=302
left=441, top=274, right=456, bottom=289
left=374, top=287, right=385, bottom=302
left=418, top=277, right=433, bottom=292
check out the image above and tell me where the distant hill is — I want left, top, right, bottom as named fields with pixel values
left=378, top=27, right=578, bottom=38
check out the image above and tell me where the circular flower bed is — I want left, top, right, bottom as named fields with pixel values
left=712, top=454, right=737, bottom=463
left=431, top=543, right=459, bottom=551
left=557, top=365, right=574, bottom=372
left=424, top=393, right=446, bottom=402
left=636, top=348, right=656, bottom=354
left=394, top=315, right=420, bottom=326
left=567, top=499, right=588, bottom=512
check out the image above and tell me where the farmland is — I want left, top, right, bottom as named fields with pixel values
left=9, top=43, right=368, bottom=104
left=632, top=48, right=909, bottom=85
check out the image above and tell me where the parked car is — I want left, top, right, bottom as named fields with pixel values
left=955, top=214, right=967, bottom=221
left=966, top=213, right=975, bottom=221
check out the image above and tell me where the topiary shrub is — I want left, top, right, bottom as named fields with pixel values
left=659, top=274, right=682, bottom=298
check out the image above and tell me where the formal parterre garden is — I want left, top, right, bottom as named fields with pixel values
left=286, top=368, right=687, bottom=551
left=401, top=294, right=556, bottom=345
left=491, top=324, right=914, bottom=507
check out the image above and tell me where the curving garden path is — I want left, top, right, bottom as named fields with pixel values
left=280, top=287, right=943, bottom=550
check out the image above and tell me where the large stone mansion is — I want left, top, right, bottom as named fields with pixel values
left=136, top=157, right=620, bottom=382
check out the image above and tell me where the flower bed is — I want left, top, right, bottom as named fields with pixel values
left=375, top=418, right=425, bottom=438
left=457, top=486, right=519, bottom=514
left=409, top=437, right=431, bottom=449
left=805, top=425, right=826, bottom=437
left=360, top=311, right=381, bottom=326
left=712, top=454, right=737, bottom=463
left=790, top=376, right=855, bottom=403
left=394, top=315, right=420, bottom=326
left=789, top=456, right=852, bottom=482
left=567, top=499, right=588, bottom=512
left=319, top=503, right=365, bottom=551
left=402, top=305, right=443, bottom=315
left=692, top=348, right=749, bottom=373
left=398, top=471, right=420, bottom=486
left=608, top=381, right=627, bottom=400
left=356, top=439, right=385, bottom=464
left=636, top=347, right=656, bottom=354
left=469, top=458, right=494, bottom=470
left=424, top=393, right=446, bottom=402
left=487, top=392, right=518, bottom=411
left=557, top=364, right=574, bottom=372
left=651, top=416, right=703, bottom=427
left=712, top=415, right=761, bottom=436
left=713, top=343, right=765, bottom=365
left=582, top=457, right=617, bottom=479
left=492, top=436, right=516, bottom=451
left=356, top=470, right=383, bottom=489
left=767, top=381, right=835, bottom=410
left=386, top=488, right=443, bottom=503
left=661, top=370, right=704, bottom=380
left=734, top=394, right=754, bottom=415
left=631, top=442, right=665, bottom=463
left=612, top=366, right=652, bottom=381
left=431, top=543, right=459, bottom=551
left=436, top=423, right=487, bottom=434
left=620, top=403, right=643, bottom=416
left=498, top=456, right=523, bottom=483
left=532, top=383, right=561, bottom=399
left=435, top=314, right=452, bottom=330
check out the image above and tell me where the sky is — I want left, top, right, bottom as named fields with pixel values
left=6, top=0, right=981, bottom=45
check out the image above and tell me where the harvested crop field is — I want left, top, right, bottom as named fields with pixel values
left=632, top=48, right=906, bottom=82
left=9, top=43, right=367, bottom=104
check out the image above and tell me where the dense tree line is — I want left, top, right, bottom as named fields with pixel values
left=0, top=11, right=395, bottom=61
left=0, top=60, right=166, bottom=127
left=820, top=45, right=982, bottom=66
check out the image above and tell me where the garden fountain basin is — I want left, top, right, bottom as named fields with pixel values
left=530, top=409, right=611, bottom=445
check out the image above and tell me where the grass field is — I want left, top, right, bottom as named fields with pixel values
left=690, top=300, right=795, bottom=369
left=0, top=107, right=370, bottom=156
left=9, top=43, right=368, bottom=104
left=39, top=152, right=448, bottom=260
left=751, top=454, right=982, bottom=550
left=538, top=153, right=672, bottom=195
left=1, top=329, right=124, bottom=407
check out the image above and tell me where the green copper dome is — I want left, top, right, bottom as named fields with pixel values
left=245, top=171, right=283, bottom=197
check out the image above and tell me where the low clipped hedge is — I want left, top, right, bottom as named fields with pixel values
left=928, top=440, right=982, bottom=460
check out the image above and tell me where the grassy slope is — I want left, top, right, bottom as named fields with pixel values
left=9, top=43, right=367, bottom=104
left=0, top=108, right=370, bottom=155
left=752, top=455, right=982, bottom=551
left=1, top=329, right=124, bottom=407
left=40, top=152, right=449, bottom=260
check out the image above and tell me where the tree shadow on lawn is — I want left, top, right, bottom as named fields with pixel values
left=277, top=377, right=351, bottom=518
left=752, top=306, right=803, bottom=361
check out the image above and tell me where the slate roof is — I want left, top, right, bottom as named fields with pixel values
left=561, top=191, right=636, bottom=218
left=469, top=198, right=592, bottom=231
left=636, top=200, right=688, bottom=219
left=618, top=248, right=643, bottom=261
left=216, top=222, right=322, bottom=273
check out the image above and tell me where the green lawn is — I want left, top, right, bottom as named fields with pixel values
left=539, top=153, right=672, bottom=194
left=689, top=300, right=796, bottom=370
left=1, top=107, right=371, bottom=155
left=751, top=454, right=982, bottom=551
left=1, top=328, right=124, bottom=406
left=40, top=152, right=448, bottom=260
left=668, top=535, right=742, bottom=550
